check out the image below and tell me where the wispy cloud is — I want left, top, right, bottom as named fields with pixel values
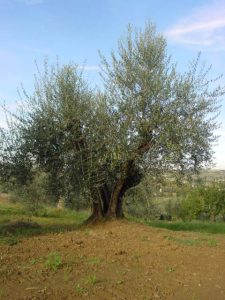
left=15, top=43, right=55, bottom=55
left=0, top=111, right=7, bottom=129
left=165, top=0, right=225, bottom=51
left=0, top=120, right=7, bottom=129
left=77, top=65, right=100, bottom=71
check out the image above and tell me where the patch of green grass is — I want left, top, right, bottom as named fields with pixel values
left=88, top=257, right=101, bottom=265
left=0, top=236, right=19, bottom=246
left=165, top=235, right=218, bottom=247
left=75, top=284, right=88, bottom=295
left=207, top=239, right=218, bottom=247
left=128, top=216, right=225, bottom=234
left=148, top=220, right=225, bottom=234
left=84, top=228, right=92, bottom=236
left=44, top=252, right=62, bottom=271
left=86, top=274, right=98, bottom=285
left=0, top=202, right=26, bottom=216
left=30, top=257, right=42, bottom=265
left=0, top=198, right=89, bottom=244
left=63, top=271, right=71, bottom=283
left=166, top=235, right=201, bottom=246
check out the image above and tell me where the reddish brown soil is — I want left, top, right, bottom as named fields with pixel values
left=0, top=220, right=225, bottom=300
left=0, top=194, right=10, bottom=203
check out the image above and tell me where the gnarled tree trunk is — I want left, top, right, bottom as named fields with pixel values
left=88, top=160, right=142, bottom=222
left=106, top=179, right=125, bottom=218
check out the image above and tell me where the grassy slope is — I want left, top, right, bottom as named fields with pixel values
left=148, top=220, right=225, bottom=234
left=1, top=196, right=225, bottom=247
left=128, top=216, right=225, bottom=234
left=0, top=200, right=89, bottom=245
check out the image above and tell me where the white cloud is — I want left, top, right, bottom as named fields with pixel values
left=15, top=43, right=55, bottom=55
left=77, top=65, right=100, bottom=71
left=0, top=100, right=23, bottom=128
left=0, top=120, right=7, bottom=129
left=165, top=0, right=225, bottom=51
left=0, top=111, right=7, bottom=129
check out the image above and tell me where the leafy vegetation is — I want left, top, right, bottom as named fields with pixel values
left=86, top=274, right=98, bottom=285
left=1, top=22, right=224, bottom=222
left=123, top=169, right=225, bottom=222
left=0, top=198, right=89, bottom=245
left=75, top=284, right=88, bottom=295
left=45, top=252, right=62, bottom=271
left=165, top=235, right=218, bottom=247
left=135, top=219, right=225, bottom=234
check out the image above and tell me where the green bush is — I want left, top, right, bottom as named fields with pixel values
left=45, top=252, right=62, bottom=271
left=124, top=179, right=161, bottom=220
left=181, top=189, right=205, bottom=220
left=202, top=185, right=225, bottom=221
left=171, top=184, right=225, bottom=221
left=9, top=172, right=50, bottom=215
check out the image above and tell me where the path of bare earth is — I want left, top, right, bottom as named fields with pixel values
left=0, top=216, right=225, bottom=300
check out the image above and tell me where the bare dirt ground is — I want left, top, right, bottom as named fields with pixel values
left=0, top=194, right=10, bottom=204
left=1, top=219, right=225, bottom=300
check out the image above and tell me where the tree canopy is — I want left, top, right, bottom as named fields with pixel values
left=0, top=22, right=224, bottom=220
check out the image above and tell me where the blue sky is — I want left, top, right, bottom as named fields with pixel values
left=0, top=0, right=225, bottom=168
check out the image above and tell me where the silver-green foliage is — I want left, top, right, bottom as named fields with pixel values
left=1, top=22, right=224, bottom=217
left=100, top=22, right=224, bottom=173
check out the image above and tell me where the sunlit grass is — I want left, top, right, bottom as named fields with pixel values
left=148, top=220, right=225, bottom=234
left=128, top=216, right=225, bottom=234
left=0, top=196, right=90, bottom=245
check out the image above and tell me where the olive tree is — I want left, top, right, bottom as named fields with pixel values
left=95, top=23, right=224, bottom=219
left=1, top=23, right=224, bottom=221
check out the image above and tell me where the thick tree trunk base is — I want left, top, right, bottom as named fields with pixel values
left=83, top=214, right=102, bottom=225
left=84, top=211, right=125, bottom=225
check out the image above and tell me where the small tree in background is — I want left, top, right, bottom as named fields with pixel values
left=202, top=184, right=225, bottom=221
left=0, top=22, right=224, bottom=221
left=124, top=175, right=161, bottom=220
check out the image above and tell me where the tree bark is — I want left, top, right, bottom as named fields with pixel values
left=85, top=187, right=104, bottom=223
left=106, top=179, right=125, bottom=218
left=87, top=144, right=147, bottom=222
left=116, top=196, right=124, bottom=218
left=92, top=200, right=104, bottom=219
left=100, top=183, right=110, bottom=214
